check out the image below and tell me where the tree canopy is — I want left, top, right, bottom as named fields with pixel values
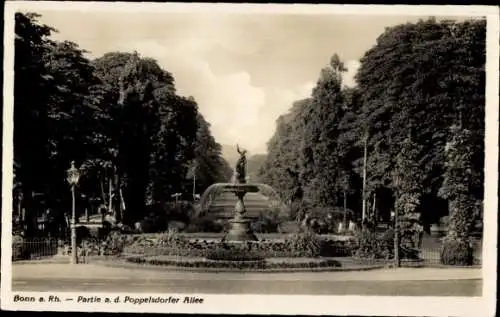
left=14, top=12, right=231, bottom=233
left=259, top=18, right=485, bottom=229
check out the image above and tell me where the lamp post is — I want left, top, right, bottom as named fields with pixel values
left=67, top=161, right=80, bottom=264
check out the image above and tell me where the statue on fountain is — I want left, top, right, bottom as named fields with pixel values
left=234, top=144, right=247, bottom=184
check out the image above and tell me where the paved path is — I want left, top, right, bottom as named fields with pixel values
left=12, top=277, right=481, bottom=296
left=10, top=263, right=482, bottom=296
left=12, top=263, right=481, bottom=281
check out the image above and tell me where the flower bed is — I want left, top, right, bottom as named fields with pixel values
left=119, top=231, right=354, bottom=258
left=124, top=255, right=342, bottom=271
left=205, top=247, right=265, bottom=262
left=68, top=230, right=355, bottom=260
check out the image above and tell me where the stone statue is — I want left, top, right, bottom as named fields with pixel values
left=235, top=144, right=247, bottom=184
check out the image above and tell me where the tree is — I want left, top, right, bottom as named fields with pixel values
left=258, top=99, right=310, bottom=203
left=14, top=13, right=107, bottom=236
left=44, top=40, right=103, bottom=210
left=299, top=54, right=347, bottom=207
left=116, top=52, right=161, bottom=224
left=354, top=18, right=485, bottom=227
left=187, top=113, right=231, bottom=195
left=438, top=125, right=477, bottom=265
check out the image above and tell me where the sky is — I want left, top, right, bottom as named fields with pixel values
left=35, top=10, right=440, bottom=155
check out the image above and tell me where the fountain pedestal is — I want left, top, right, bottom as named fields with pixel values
left=222, top=187, right=258, bottom=242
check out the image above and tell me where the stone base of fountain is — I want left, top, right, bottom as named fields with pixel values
left=216, top=184, right=260, bottom=243
left=222, top=218, right=258, bottom=243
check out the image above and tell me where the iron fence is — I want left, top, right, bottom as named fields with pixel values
left=12, top=237, right=107, bottom=262
left=419, top=235, right=482, bottom=266
left=11, top=233, right=482, bottom=267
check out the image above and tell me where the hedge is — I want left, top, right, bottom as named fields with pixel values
left=125, top=255, right=342, bottom=270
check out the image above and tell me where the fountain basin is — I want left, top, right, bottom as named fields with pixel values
left=197, top=183, right=284, bottom=219
left=222, top=219, right=259, bottom=242
left=195, top=182, right=285, bottom=243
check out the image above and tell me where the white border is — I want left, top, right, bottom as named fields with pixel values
left=2, top=3, right=499, bottom=316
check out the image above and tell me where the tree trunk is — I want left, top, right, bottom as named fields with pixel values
left=113, top=169, right=122, bottom=223
left=100, top=177, right=107, bottom=207
left=108, top=177, right=113, bottom=215
left=394, top=205, right=400, bottom=267
left=343, top=190, right=347, bottom=228
left=372, top=191, right=377, bottom=223
left=17, top=193, right=23, bottom=221
left=362, top=134, right=368, bottom=222
left=193, top=173, right=196, bottom=200
left=23, top=189, right=36, bottom=238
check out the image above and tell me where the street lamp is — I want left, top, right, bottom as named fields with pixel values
left=67, top=161, right=80, bottom=264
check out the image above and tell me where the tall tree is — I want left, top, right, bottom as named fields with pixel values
left=300, top=54, right=347, bottom=206
left=438, top=125, right=477, bottom=265
left=14, top=12, right=56, bottom=236
left=354, top=18, right=485, bottom=226
left=117, top=52, right=161, bottom=224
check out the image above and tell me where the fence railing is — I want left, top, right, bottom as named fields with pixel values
left=12, top=237, right=108, bottom=261
left=12, top=234, right=483, bottom=267
left=419, top=235, right=482, bottom=266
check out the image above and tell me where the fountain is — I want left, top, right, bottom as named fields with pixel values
left=110, top=146, right=346, bottom=271
left=197, top=145, right=284, bottom=242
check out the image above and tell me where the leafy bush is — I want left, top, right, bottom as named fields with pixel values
left=352, top=228, right=422, bottom=261
left=109, top=232, right=353, bottom=258
left=251, top=211, right=280, bottom=233
left=125, top=255, right=342, bottom=270
left=163, top=201, right=195, bottom=223
left=157, top=229, right=189, bottom=248
left=278, top=221, right=301, bottom=234
left=184, top=217, right=225, bottom=233
left=440, top=237, right=473, bottom=266
left=320, top=239, right=354, bottom=257
left=102, top=231, right=137, bottom=255
left=288, top=200, right=312, bottom=222
left=206, top=246, right=264, bottom=262
left=12, top=235, right=27, bottom=260
left=285, top=230, right=323, bottom=257
left=352, top=228, right=395, bottom=260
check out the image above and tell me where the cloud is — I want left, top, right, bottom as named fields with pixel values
left=96, top=36, right=357, bottom=154
left=114, top=36, right=317, bottom=155
left=39, top=12, right=376, bottom=154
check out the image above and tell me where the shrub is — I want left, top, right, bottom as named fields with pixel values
left=320, top=239, right=354, bottom=257
left=163, top=201, right=195, bottom=224
left=112, top=232, right=354, bottom=258
left=125, top=256, right=341, bottom=270
left=134, top=219, right=154, bottom=233
left=12, top=235, right=27, bottom=260
left=251, top=212, right=280, bottom=233
left=288, top=200, right=312, bottom=222
left=278, top=221, right=301, bottom=234
left=352, top=228, right=423, bottom=261
left=185, top=217, right=225, bottom=233
left=206, top=246, right=264, bottom=262
left=103, top=231, right=136, bottom=255
left=285, top=230, right=323, bottom=257
left=352, top=229, right=394, bottom=260
left=157, top=229, right=189, bottom=249
left=440, top=237, right=473, bottom=266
